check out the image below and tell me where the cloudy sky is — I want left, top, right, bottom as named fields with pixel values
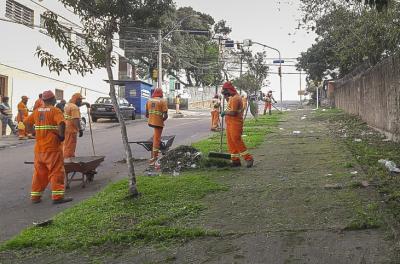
left=174, top=0, right=316, bottom=100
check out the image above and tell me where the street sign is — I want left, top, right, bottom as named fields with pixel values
left=224, top=40, right=235, bottom=48
left=273, top=60, right=285, bottom=64
left=298, top=90, right=306, bottom=96
left=243, top=39, right=253, bottom=47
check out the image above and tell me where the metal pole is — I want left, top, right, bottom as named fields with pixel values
left=239, top=54, right=243, bottom=94
left=299, top=71, right=302, bottom=106
left=316, top=85, right=319, bottom=109
left=157, top=29, right=162, bottom=89
left=278, top=50, right=283, bottom=111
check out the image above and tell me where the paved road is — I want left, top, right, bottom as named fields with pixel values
left=0, top=113, right=212, bottom=242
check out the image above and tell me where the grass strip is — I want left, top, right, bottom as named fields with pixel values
left=1, top=113, right=282, bottom=253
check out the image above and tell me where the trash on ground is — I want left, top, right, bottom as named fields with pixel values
left=326, top=173, right=333, bottom=177
left=301, top=116, right=307, bottom=120
left=324, top=183, right=343, bottom=190
left=159, top=145, right=202, bottom=173
left=350, top=171, right=358, bottom=175
left=279, top=128, right=285, bottom=130
left=382, top=139, right=391, bottom=142
left=293, top=131, right=301, bottom=135
left=242, top=135, right=248, bottom=137
left=354, top=138, right=362, bottom=142
left=322, top=109, right=327, bottom=112
left=361, top=181, right=370, bottom=188
left=378, top=159, right=400, bottom=173
left=33, top=219, right=53, bottom=227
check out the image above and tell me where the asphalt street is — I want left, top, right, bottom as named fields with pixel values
left=0, top=112, right=212, bottom=242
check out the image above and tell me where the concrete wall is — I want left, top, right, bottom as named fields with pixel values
left=334, top=54, right=400, bottom=140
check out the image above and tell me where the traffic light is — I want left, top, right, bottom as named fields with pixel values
left=278, top=66, right=282, bottom=77
left=152, top=69, right=158, bottom=80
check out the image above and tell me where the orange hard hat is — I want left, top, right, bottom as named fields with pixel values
left=21, top=95, right=29, bottom=100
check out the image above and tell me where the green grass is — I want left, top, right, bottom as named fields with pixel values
left=1, top=113, right=282, bottom=254
left=314, top=108, right=400, bottom=225
left=1, top=173, right=225, bottom=251
left=193, top=114, right=280, bottom=154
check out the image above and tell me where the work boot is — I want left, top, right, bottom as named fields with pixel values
left=245, top=159, right=254, bottom=168
left=231, top=161, right=241, bottom=167
left=52, top=197, right=73, bottom=204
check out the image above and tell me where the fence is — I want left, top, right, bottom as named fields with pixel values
left=334, top=54, right=400, bottom=140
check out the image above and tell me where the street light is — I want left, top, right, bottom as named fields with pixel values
left=243, top=39, right=283, bottom=111
left=157, top=15, right=209, bottom=90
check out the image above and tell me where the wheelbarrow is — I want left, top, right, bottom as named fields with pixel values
left=64, top=156, right=105, bottom=188
left=24, top=156, right=105, bottom=189
left=129, top=135, right=176, bottom=157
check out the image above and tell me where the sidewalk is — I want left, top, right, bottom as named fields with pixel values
left=0, top=109, right=396, bottom=263
left=0, top=135, right=34, bottom=149
left=109, top=109, right=395, bottom=263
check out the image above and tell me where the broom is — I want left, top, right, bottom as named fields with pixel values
left=208, top=97, right=231, bottom=160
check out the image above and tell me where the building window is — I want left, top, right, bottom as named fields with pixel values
left=55, top=89, right=64, bottom=100
left=5, top=0, right=34, bottom=27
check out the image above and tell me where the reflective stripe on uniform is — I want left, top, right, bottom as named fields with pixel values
left=153, top=147, right=160, bottom=152
left=231, top=154, right=240, bottom=158
left=64, top=114, right=73, bottom=120
left=240, top=151, right=249, bottom=156
left=52, top=190, right=64, bottom=195
left=35, top=125, right=58, bottom=130
left=31, top=191, right=42, bottom=197
left=149, top=110, right=163, bottom=116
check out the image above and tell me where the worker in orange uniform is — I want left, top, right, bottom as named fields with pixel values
left=264, top=90, right=277, bottom=115
left=146, top=88, right=168, bottom=166
left=221, top=82, right=254, bottom=168
left=17, top=95, right=33, bottom=140
left=210, top=94, right=221, bottom=131
left=33, top=94, right=45, bottom=110
left=63, top=93, right=85, bottom=159
left=241, top=95, right=248, bottom=114
left=25, top=90, right=72, bottom=204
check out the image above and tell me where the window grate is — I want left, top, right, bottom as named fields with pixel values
left=5, top=0, right=34, bottom=27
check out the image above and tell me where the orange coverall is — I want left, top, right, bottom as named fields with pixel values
left=146, top=97, right=168, bottom=160
left=211, top=99, right=220, bottom=131
left=17, top=101, right=30, bottom=139
left=225, top=94, right=253, bottom=164
left=33, top=99, right=45, bottom=111
left=63, top=102, right=81, bottom=158
left=25, top=106, right=66, bottom=202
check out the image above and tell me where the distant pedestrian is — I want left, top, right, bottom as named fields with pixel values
left=17, top=95, right=33, bottom=140
left=210, top=94, right=221, bottom=131
left=263, top=90, right=277, bottom=115
left=175, top=95, right=181, bottom=114
left=0, top=96, right=17, bottom=136
left=56, top=99, right=67, bottom=112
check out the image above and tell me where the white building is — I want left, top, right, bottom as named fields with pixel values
left=0, top=0, right=125, bottom=118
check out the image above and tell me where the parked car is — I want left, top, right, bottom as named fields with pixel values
left=90, top=97, right=136, bottom=122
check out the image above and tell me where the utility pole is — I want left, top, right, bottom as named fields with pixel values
left=299, top=71, right=302, bottom=106
left=239, top=53, right=243, bottom=94
left=157, top=29, right=162, bottom=89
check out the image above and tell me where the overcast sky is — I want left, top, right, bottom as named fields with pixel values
left=174, top=0, right=316, bottom=100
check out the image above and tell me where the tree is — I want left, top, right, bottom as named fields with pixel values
left=298, top=1, right=400, bottom=81
left=38, top=0, right=174, bottom=197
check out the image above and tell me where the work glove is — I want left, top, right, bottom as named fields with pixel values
left=58, top=135, right=65, bottom=142
left=17, top=122, right=25, bottom=130
left=220, top=111, right=226, bottom=117
left=79, top=130, right=84, bottom=137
